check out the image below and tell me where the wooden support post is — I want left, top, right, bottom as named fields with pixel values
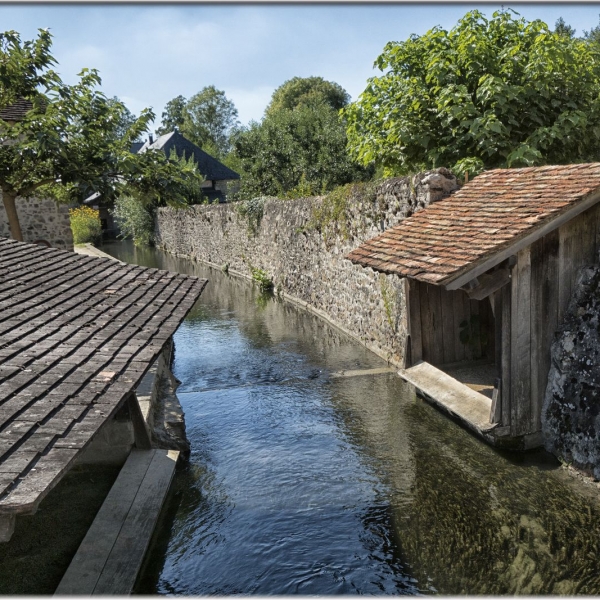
left=126, top=393, right=152, bottom=450
left=490, top=378, right=502, bottom=424
left=407, top=280, right=423, bottom=366
left=501, top=278, right=512, bottom=430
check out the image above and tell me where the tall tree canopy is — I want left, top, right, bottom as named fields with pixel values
left=156, top=94, right=186, bottom=136
left=158, top=87, right=239, bottom=157
left=230, top=78, right=370, bottom=199
left=344, top=10, right=600, bottom=177
left=265, top=76, right=350, bottom=116
left=0, top=29, right=203, bottom=241
left=106, top=96, right=140, bottom=140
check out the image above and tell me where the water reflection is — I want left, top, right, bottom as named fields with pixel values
left=102, top=241, right=600, bottom=595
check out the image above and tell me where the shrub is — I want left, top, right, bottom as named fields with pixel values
left=250, top=266, right=273, bottom=291
left=235, top=196, right=269, bottom=235
left=112, top=195, right=155, bottom=246
left=69, top=206, right=102, bottom=244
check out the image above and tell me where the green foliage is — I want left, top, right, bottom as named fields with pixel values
left=0, top=29, right=204, bottom=241
left=554, top=17, right=576, bottom=38
left=583, top=16, right=600, bottom=44
left=379, top=274, right=397, bottom=331
left=231, top=98, right=371, bottom=199
left=283, top=173, right=319, bottom=199
left=156, top=94, right=186, bottom=136
left=235, top=195, right=268, bottom=235
left=250, top=266, right=274, bottom=292
left=344, top=10, right=600, bottom=175
left=0, top=29, right=57, bottom=108
left=265, top=76, right=350, bottom=116
left=69, top=206, right=102, bottom=244
left=112, top=195, right=155, bottom=246
left=180, top=86, right=239, bottom=157
left=106, top=96, right=139, bottom=140
left=309, top=181, right=376, bottom=241
left=166, top=149, right=207, bottom=205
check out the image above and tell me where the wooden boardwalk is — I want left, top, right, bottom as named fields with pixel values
left=55, top=449, right=179, bottom=595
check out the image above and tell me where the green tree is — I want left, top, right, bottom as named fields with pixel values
left=265, top=76, right=350, bottom=116
left=231, top=98, right=370, bottom=199
left=106, top=96, right=139, bottom=140
left=344, top=10, right=600, bottom=178
left=0, top=29, right=203, bottom=242
left=156, top=94, right=186, bottom=136
left=554, top=17, right=576, bottom=38
left=583, top=16, right=600, bottom=45
left=181, top=86, right=238, bottom=156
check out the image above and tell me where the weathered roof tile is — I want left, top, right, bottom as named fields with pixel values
left=0, top=238, right=207, bottom=515
left=347, top=163, right=600, bottom=284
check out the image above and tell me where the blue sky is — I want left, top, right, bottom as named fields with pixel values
left=1, top=3, right=599, bottom=133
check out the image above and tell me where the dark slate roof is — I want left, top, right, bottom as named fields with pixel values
left=0, top=238, right=206, bottom=515
left=347, top=163, right=600, bottom=285
left=130, top=141, right=144, bottom=154
left=0, top=99, right=33, bottom=122
left=140, top=130, right=240, bottom=181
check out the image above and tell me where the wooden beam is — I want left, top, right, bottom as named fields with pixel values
left=55, top=449, right=179, bottom=595
left=443, top=189, right=600, bottom=290
left=501, top=279, right=512, bottom=429
left=512, top=248, right=532, bottom=436
left=126, top=393, right=152, bottom=450
left=462, top=268, right=511, bottom=301
left=408, top=280, right=423, bottom=365
left=490, top=378, right=502, bottom=424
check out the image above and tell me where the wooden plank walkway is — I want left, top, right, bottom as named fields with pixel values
left=399, top=361, right=496, bottom=438
left=55, top=448, right=179, bottom=595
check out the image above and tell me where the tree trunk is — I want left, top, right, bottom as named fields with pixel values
left=2, top=191, right=23, bottom=241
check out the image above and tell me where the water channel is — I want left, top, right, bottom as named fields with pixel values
left=102, top=240, right=600, bottom=595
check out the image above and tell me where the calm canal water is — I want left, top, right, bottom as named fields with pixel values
left=103, top=241, right=600, bottom=595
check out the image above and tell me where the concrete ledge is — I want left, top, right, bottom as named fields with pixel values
left=399, top=361, right=496, bottom=441
left=73, top=243, right=125, bottom=262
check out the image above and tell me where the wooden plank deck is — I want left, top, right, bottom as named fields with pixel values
left=55, top=448, right=179, bottom=596
left=399, top=361, right=496, bottom=438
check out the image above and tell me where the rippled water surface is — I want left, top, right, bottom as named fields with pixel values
left=103, top=241, right=600, bottom=595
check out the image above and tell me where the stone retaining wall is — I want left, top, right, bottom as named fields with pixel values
left=542, top=259, right=600, bottom=477
left=0, top=194, right=73, bottom=250
left=155, top=169, right=459, bottom=367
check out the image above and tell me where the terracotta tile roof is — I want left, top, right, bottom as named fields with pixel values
left=347, top=163, right=600, bottom=285
left=0, top=238, right=207, bottom=515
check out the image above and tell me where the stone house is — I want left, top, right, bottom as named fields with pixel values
left=348, top=163, right=600, bottom=450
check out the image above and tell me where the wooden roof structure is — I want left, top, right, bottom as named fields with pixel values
left=0, top=98, right=33, bottom=122
left=347, top=163, right=600, bottom=289
left=0, top=238, right=206, bottom=516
